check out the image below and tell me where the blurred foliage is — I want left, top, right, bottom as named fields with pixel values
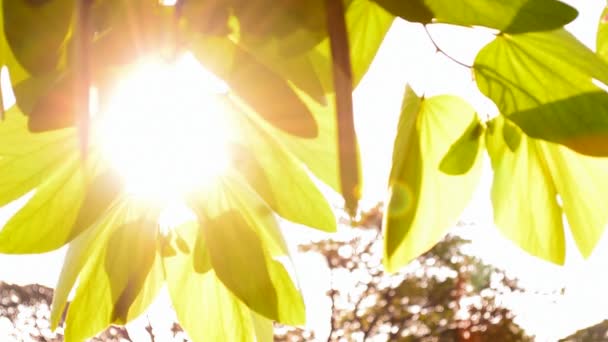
left=0, top=281, right=135, bottom=341
left=0, top=281, right=188, bottom=341
left=276, top=206, right=532, bottom=342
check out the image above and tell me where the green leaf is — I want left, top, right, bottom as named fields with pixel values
left=0, top=5, right=28, bottom=102
left=65, top=214, right=163, bottom=341
left=227, top=99, right=336, bottom=232
left=235, top=0, right=327, bottom=55
left=597, top=5, right=608, bottom=61
left=13, top=71, right=78, bottom=131
left=384, top=87, right=483, bottom=272
left=425, top=0, right=577, bottom=33
left=474, top=29, right=608, bottom=156
left=188, top=0, right=392, bottom=199
left=3, top=0, right=74, bottom=75
left=439, top=115, right=484, bottom=175
left=204, top=210, right=285, bottom=320
left=0, top=155, right=86, bottom=253
left=487, top=116, right=608, bottom=263
left=339, top=0, right=394, bottom=86
left=229, top=48, right=319, bottom=138
left=190, top=40, right=318, bottom=138
left=71, top=170, right=123, bottom=240
left=189, top=176, right=305, bottom=324
left=0, top=108, right=76, bottom=207
left=164, top=222, right=257, bottom=342
left=252, top=311, right=274, bottom=342
left=371, top=0, right=433, bottom=23
left=106, top=220, right=159, bottom=323
left=0, top=108, right=120, bottom=253
left=50, top=199, right=128, bottom=330
left=264, top=93, right=342, bottom=193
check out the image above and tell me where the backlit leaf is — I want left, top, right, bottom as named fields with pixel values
left=439, top=115, right=484, bottom=175
left=228, top=100, right=336, bottom=232
left=71, top=170, right=123, bottom=241
left=229, top=48, right=319, bottom=138
left=384, top=87, right=482, bottom=272
left=0, top=5, right=28, bottom=101
left=190, top=40, right=318, bottom=138
left=3, top=0, right=74, bottom=75
left=13, top=71, right=78, bottom=131
left=487, top=116, right=608, bottom=263
left=474, top=29, right=608, bottom=156
left=371, top=0, right=433, bottom=23
left=0, top=109, right=75, bottom=207
left=65, top=214, right=163, bottom=341
left=50, top=200, right=128, bottom=329
left=597, top=5, right=608, bottom=61
left=164, top=222, right=257, bottom=342
left=425, top=0, right=577, bottom=33
left=0, top=155, right=86, bottom=253
left=189, top=176, right=305, bottom=324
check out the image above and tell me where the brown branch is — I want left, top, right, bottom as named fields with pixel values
left=325, top=0, right=359, bottom=216
left=75, top=0, right=93, bottom=159
left=145, top=315, right=156, bottom=342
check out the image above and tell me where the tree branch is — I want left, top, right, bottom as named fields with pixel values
left=424, top=25, right=472, bottom=69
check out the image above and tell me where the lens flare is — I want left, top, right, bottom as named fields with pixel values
left=97, top=53, right=231, bottom=202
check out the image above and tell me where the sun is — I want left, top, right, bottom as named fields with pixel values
left=95, top=53, right=232, bottom=203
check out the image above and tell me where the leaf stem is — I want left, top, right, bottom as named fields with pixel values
left=75, top=0, right=94, bottom=159
left=424, top=25, right=472, bottom=69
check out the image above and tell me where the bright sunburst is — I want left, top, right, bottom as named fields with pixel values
left=96, top=53, right=231, bottom=202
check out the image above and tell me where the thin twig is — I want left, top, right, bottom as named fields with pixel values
left=423, top=25, right=472, bottom=69
left=325, top=255, right=338, bottom=342
left=145, top=315, right=156, bottom=342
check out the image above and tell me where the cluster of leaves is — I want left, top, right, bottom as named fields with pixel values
left=2, top=0, right=608, bottom=340
left=0, top=0, right=393, bottom=340
left=277, top=209, right=531, bottom=341
left=383, top=1, right=608, bottom=272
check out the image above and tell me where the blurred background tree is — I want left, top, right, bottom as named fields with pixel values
left=275, top=206, right=532, bottom=342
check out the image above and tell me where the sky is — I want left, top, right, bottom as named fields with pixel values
left=1, top=1, right=608, bottom=341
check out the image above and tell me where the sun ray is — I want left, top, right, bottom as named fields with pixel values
left=95, top=53, right=232, bottom=205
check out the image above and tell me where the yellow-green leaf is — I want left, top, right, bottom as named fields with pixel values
left=487, top=116, right=608, bottom=263
left=384, top=87, right=483, bottom=272
left=0, top=155, right=86, bottom=253
left=189, top=176, right=305, bottom=324
left=439, top=115, right=484, bottom=175
left=425, top=0, right=577, bottom=33
left=50, top=199, right=128, bottom=330
left=65, top=215, right=163, bottom=341
left=0, top=111, right=75, bottom=207
left=3, top=0, right=74, bottom=75
left=227, top=99, right=336, bottom=232
left=598, top=5, right=608, bottom=62
left=474, top=29, right=608, bottom=156
left=164, top=222, right=257, bottom=342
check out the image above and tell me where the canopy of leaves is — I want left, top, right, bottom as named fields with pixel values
left=1, top=0, right=608, bottom=341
